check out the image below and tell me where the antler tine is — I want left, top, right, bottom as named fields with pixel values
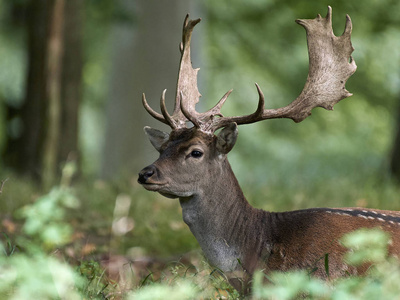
left=207, top=6, right=356, bottom=132
left=185, top=89, right=233, bottom=132
left=343, top=14, right=352, bottom=36
left=254, top=83, right=266, bottom=117
left=180, top=92, right=201, bottom=128
left=205, top=84, right=266, bottom=132
left=204, top=89, right=233, bottom=118
left=325, top=5, right=332, bottom=24
left=142, top=93, right=168, bottom=125
left=160, top=89, right=178, bottom=129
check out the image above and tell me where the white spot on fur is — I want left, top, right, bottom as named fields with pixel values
left=337, top=213, right=351, bottom=217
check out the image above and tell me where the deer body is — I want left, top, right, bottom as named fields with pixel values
left=137, top=7, right=400, bottom=293
left=139, top=128, right=400, bottom=289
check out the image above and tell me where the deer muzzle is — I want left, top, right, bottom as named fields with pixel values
left=138, top=165, right=157, bottom=184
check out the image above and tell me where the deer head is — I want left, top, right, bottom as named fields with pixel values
left=138, top=7, right=356, bottom=196
left=138, top=126, right=237, bottom=201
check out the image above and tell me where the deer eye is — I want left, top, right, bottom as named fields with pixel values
left=190, top=150, right=203, bottom=158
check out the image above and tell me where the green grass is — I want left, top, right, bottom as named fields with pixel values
left=0, top=159, right=400, bottom=298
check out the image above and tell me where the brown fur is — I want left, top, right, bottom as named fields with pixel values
left=139, top=128, right=400, bottom=294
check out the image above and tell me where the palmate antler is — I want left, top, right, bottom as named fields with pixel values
left=142, top=6, right=357, bottom=134
left=142, top=15, right=202, bottom=129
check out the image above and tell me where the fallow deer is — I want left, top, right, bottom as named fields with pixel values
left=138, top=7, right=400, bottom=292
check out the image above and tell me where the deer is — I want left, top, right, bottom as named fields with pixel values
left=137, top=7, right=400, bottom=293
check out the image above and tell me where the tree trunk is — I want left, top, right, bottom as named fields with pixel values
left=16, top=0, right=53, bottom=178
left=3, top=0, right=83, bottom=186
left=42, top=0, right=64, bottom=188
left=58, top=0, right=83, bottom=172
left=101, top=0, right=195, bottom=179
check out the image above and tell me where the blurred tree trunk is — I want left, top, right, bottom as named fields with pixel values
left=41, top=0, right=64, bottom=188
left=58, top=0, right=83, bottom=174
left=101, top=0, right=196, bottom=179
left=4, top=0, right=83, bottom=187
left=14, top=0, right=52, bottom=178
left=390, top=99, right=400, bottom=180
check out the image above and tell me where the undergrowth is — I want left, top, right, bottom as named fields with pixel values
left=0, top=165, right=400, bottom=298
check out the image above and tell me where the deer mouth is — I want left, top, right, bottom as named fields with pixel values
left=140, top=182, right=167, bottom=192
left=140, top=182, right=181, bottom=198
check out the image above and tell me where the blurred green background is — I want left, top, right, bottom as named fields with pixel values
left=0, top=0, right=399, bottom=259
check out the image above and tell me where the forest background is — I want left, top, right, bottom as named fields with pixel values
left=0, top=0, right=399, bottom=297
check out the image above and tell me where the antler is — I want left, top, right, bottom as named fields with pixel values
left=143, top=7, right=357, bottom=134
left=142, top=15, right=201, bottom=130
left=205, top=6, right=357, bottom=132
left=142, top=14, right=235, bottom=132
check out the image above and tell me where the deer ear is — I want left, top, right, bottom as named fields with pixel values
left=144, top=126, right=169, bottom=152
left=216, top=122, right=238, bottom=154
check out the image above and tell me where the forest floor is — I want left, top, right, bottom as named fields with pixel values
left=1, top=171, right=400, bottom=298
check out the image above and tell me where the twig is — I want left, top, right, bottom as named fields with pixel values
left=0, top=178, right=9, bottom=195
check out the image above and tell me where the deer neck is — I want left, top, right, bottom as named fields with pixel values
left=179, top=159, right=272, bottom=273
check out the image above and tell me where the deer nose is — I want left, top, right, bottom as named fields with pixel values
left=138, top=166, right=156, bottom=184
